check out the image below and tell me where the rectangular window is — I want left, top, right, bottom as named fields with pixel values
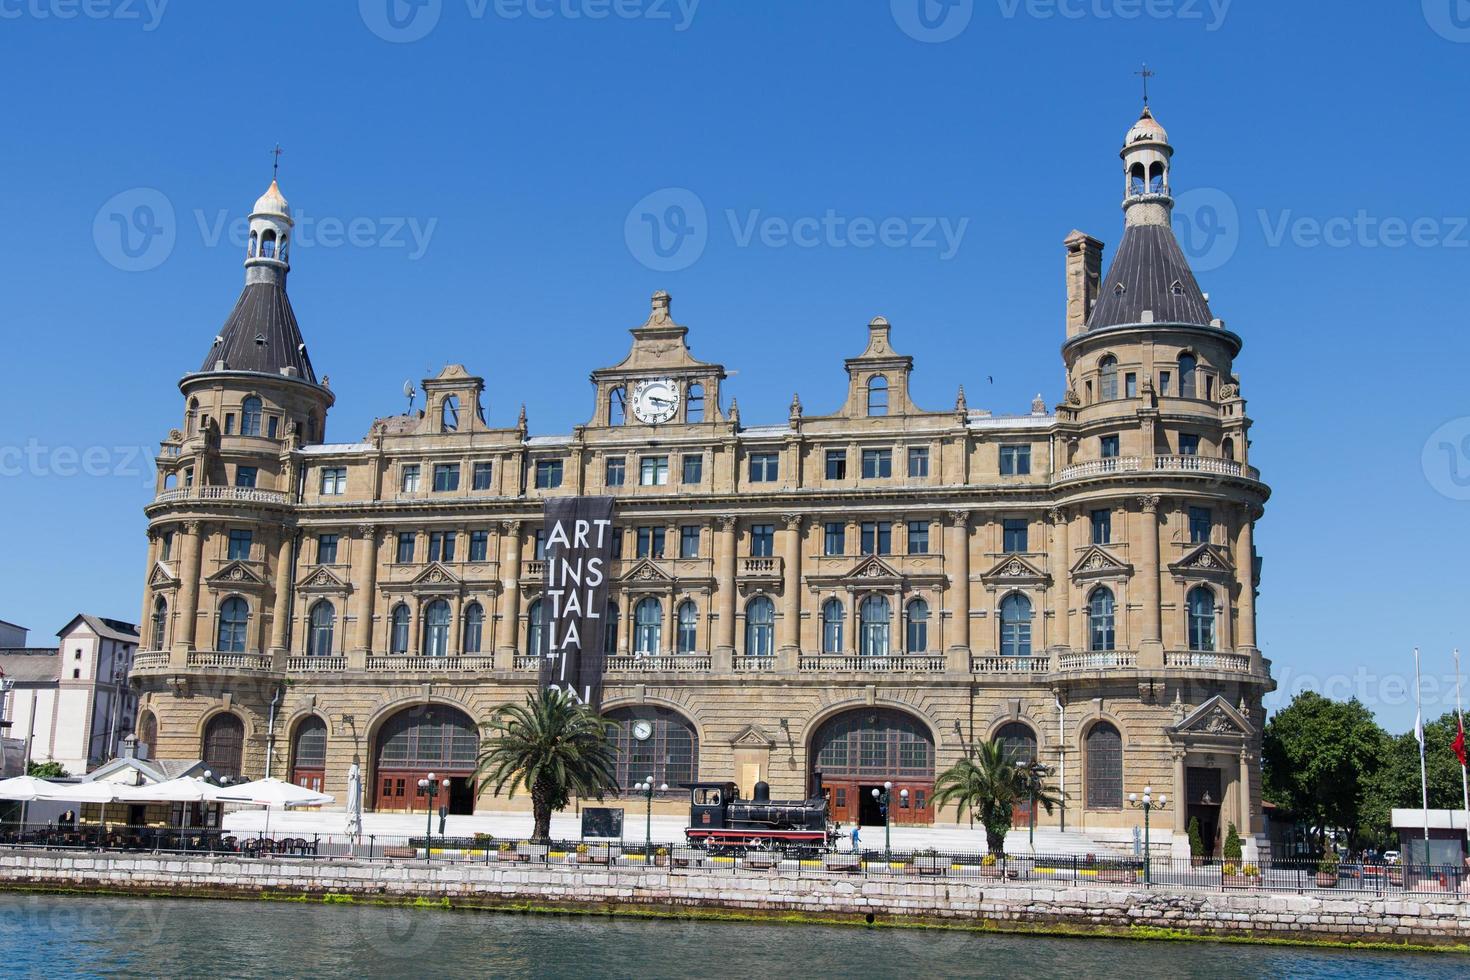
left=1158, top=371, right=1171, bottom=395
left=749, top=524, right=774, bottom=557
left=824, top=522, right=845, bottom=556
left=534, top=530, right=547, bottom=561
left=605, top=456, right=626, bottom=487
left=860, top=521, right=892, bottom=555
left=267, top=416, right=279, bottom=440
left=825, top=450, right=847, bottom=480
left=999, top=445, right=1031, bottom=476
left=679, top=525, right=700, bottom=559
left=317, top=534, right=339, bottom=565
left=1090, top=509, right=1111, bottom=545
left=861, top=448, right=892, bottom=479
left=184, top=467, right=194, bottom=488
left=681, top=454, right=703, bottom=484
left=469, top=530, right=489, bottom=562
left=472, top=461, right=493, bottom=491
left=396, top=532, right=415, bottom=564
left=1189, top=506, right=1212, bottom=544
left=1003, top=518, right=1028, bottom=554
left=432, top=463, right=460, bottom=492
left=223, top=414, right=235, bottom=436
left=748, top=452, right=779, bottom=483
left=535, top=460, right=563, bottom=489
left=639, top=456, right=670, bottom=486
left=610, top=528, right=624, bottom=560
left=907, top=521, right=929, bottom=555
left=234, top=466, right=257, bottom=488
left=319, top=467, right=346, bottom=495
left=1125, top=373, right=1137, bottom=398
left=907, top=447, right=929, bottom=478
left=1179, top=433, right=1200, bottom=456
left=227, top=529, right=253, bottom=561
left=636, top=527, right=665, bottom=559
left=1100, top=435, right=1119, bottom=459
left=428, top=531, right=456, bottom=563
left=401, top=464, right=421, bottom=493
left=160, top=531, right=174, bottom=561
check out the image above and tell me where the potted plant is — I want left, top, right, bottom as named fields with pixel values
left=979, top=853, right=1003, bottom=879
left=496, top=841, right=514, bottom=861
left=653, top=846, right=670, bottom=867
left=1316, top=849, right=1340, bottom=888
left=913, top=848, right=947, bottom=875
left=568, top=842, right=589, bottom=865
left=823, top=850, right=861, bottom=873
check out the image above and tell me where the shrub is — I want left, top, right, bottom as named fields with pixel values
left=1187, top=817, right=1204, bottom=858
left=1242, top=864, right=1260, bottom=877
left=1318, top=849, right=1340, bottom=874
left=1222, top=822, right=1242, bottom=863
left=981, top=853, right=998, bottom=867
left=1222, top=861, right=1239, bottom=877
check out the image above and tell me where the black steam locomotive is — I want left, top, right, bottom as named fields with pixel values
left=684, top=771, right=833, bottom=854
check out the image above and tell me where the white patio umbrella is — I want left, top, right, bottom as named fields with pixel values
left=345, top=764, right=363, bottom=844
left=0, top=776, right=122, bottom=829
left=217, top=777, right=334, bottom=839
left=125, top=776, right=231, bottom=803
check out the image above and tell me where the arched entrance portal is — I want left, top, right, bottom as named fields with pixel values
left=810, top=707, right=935, bottom=826
left=373, top=704, right=479, bottom=814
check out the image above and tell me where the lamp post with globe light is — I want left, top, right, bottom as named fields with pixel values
left=1128, top=786, right=1168, bottom=884
left=870, top=782, right=906, bottom=861
left=637, top=776, right=667, bottom=859
left=418, top=773, right=448, bottom=860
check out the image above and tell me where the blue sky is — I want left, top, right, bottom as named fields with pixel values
left=3, top=2, right=1468, bottom=732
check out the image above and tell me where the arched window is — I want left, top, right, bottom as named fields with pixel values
left=604, top=601, right=620, bottom=655
left=241, top=396, right=263, bottom=437
left=216, top=597, right=248, bottom=653
left=261, top=229, right=277, bottom=258
left=441, top=395, right=460, bottom=432
left=607, top=706, right=699, bottom=789
left=609, top=386, right=627, bottom=426
left=1178, top=353, right=1198, bottom=398
left=867, top=375, right=889, bottom=417
left=248, top=231, right=258, bottom=257
left=526, top=598, right=545, bottom=657
left=1000, top=594, right=1032, bottom=658
left=634, top=597, right=662, bottom=656
left=422, top=599, right=451, bottom=657
left=1098, top=355, right=1119, bottom=401
left=150, top=596, right=167, bottom=650
left=994, top=721, right=1037, bottom=766
left=390, top=604, right=411, bottom=655
left=1085, top=722, right=1124, bottom=809
left=859, top=595, right=891, bottom=657
left=676, top=600, right=698, bottom=654
left=821, top=598, right=845, bottom=654
left=686, top=383, right=705, bottom=423
left=136, top=710, right=157, bottom=752
left=744, top=596, right=774, bottom=657
left=1222, top=437, right=1235, bottom=461
left=813, top=707, right=935, bottom=782
left=462, top=602, right=485, bottom=654
left=307, top=601, right=335, bottom=657
left=1128, top=162, right=1146, bottom=196
left=1188, top=586, right=1216, bottom=651
left=905, top=598, right=929, bottom=654
left=279, top=236, right=289, bottom=263
left=1088, top=587, right=1116, bottom=652
left=291, top=716, right=327, bottom=791
left=1148, top=161, right=1165, bottom=193
left=202, top=713, right=244, bottom=780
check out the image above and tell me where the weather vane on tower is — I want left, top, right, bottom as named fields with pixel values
left=1135, top=63, right=1155, bottom=107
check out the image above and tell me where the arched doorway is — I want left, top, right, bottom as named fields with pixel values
left=811, top=707, right=935, bottom=825
left=202, top=713, right=244, bottom=781
left=995, top=721, right=1039, bottom=828
left=290, top=716, right=328, bottom=792
left=373, top=704, right=479, bottom=814
left=605, top=706, right=699, bottom=795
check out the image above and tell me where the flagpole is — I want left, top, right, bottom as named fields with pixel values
left=1455, top=648, right=1468, bottom=836
left=1415, top=647, right=1429, bottom=846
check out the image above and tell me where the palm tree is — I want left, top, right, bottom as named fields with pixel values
left=474, top=689, right=621, bottom=841
left=931, top=739, right=1061, bottom=857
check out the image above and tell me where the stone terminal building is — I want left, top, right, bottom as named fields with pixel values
left=131, top=104, right=1274, bottom=857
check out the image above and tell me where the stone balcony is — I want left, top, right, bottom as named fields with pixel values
left=1057, top=454, right=1260, bottom=484
left=151, top=486, right=292, bottom=507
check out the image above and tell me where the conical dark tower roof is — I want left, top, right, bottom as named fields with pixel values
left=198, top=280, right=317, bottom=382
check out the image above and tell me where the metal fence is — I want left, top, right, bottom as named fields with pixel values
left=1, top=824, right=1465, bottom=900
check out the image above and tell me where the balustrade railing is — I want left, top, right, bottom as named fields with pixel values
left=186, top=651, right=271, bottom=670
left=732, top=655, right=775, bottom=672
left=1164, top=650, right=1252, bottom=672
left=970, top=655, right=1052, bottom=674
left=154, top=486, right=290, bottom=506
left=798, top=654, right=945, bottom=672
left=1058, top=455, right=1260, bottom=482
left=287, top=656, right=347, bottom=672
left=606, top=654, right=711, bottom=672
left=738, top=556, right=782, bottom=576
left=512, top=654, right=543, bottom=670
left=365, top=655, right=497, bottom=672
left=1057, top=457, right=1142, bottom=481
left=1055, top=651, right=1138, bottom=671
left=132, top=650, right=170, bottom=670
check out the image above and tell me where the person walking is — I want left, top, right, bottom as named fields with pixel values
left=850, top=824, right=862, bottom=854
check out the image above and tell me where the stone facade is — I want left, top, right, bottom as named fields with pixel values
left=131, top=105, right=1274, bottom=852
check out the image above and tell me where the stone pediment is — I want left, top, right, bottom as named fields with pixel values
left=619, top=560, right=674, bottom=587
left=148, top=561, right=178, bottom=588
left=1070, top=546, right=1132, bottom=580
left=205, top=561, right=266, bottom=590
left=981, top=555, right=1050, bottom=586
left=1169, top=543, right=1235, bottom=578
left=298, top=565, right=350, bottom=593
left=1170, top=695, right=1252, bottom=739
left=729, top=724, right=776, bottom=749
left=845, top=555, right=904, bottom=582
left=410, top=562, right=461, bottom=590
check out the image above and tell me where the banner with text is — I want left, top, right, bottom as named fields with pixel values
left=538, top=496, right=615, bottom=709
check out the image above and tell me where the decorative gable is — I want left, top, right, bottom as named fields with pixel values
left=1169, top=543, right=1235, bottom=580
left=148, top=561, right=179, bottom=588
left=1070, top=546, right=1132, bottom=581
left=205, top=561, right=266, bottom=591
left=298, top=565, right=350, bottom=594
left=729, top=724, right=776, bottom=749
left=845, top=555, right=904, bottom=582
left=619, top=559, right=675, bottom=588
left=409, top=562, right=462, bottom=593
left=1170, top=694, right=1252, bottom=740
left=981, top=554, right=1050, bottom=587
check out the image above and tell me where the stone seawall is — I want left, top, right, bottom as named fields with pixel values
left=1, top=850, right=1467, bottom=948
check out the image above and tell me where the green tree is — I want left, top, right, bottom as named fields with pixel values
left=931, top=739, right=1061, bottom=857
left=1262, top=691, right=1386, bottom=849
left=1187, top=816, right=1204, bottom=858
left=474, top=689, right=621, bottom=842
left=26, top=761, right=68, bottom=779
left=1222, top=822, right=1242, bottom=862
left=1361, top=712, right=1467, bottom=849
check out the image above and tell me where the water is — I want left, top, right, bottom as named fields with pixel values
left=0, top=894, right=1459, bottom=978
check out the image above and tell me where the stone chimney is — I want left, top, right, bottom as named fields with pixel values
left=1064, top=230, right=1104, bottom=339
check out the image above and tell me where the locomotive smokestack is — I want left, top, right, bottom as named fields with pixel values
left=810, top=770, right=823, bottom=800
left=753, top=780, right=771, bottom=802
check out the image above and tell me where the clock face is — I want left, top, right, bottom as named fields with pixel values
left=631, top=378, right=681, bottom=425
left=632, top=720, right=654, bottom=742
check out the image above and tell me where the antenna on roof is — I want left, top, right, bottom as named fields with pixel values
left=403, top=380, right=417, bottom=415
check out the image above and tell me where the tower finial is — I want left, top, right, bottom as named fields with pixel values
left=272, top=143, right=283, bottom=181
left=1135, top=63, right=1155, bottom=108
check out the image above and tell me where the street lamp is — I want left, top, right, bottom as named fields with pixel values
left=870, top=781, right=902, bottom=860
left=1128, top=786, right=1168, bottom=884
left=1015, top=759, right=1051, bottom=850
left=638, top=777, right=667, bottom=859
left=418, top=773, right=448, bottom=861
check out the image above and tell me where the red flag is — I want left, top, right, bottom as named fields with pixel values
left=1454, top=716, right=1467, bottom=768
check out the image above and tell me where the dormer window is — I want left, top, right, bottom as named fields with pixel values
left=867, top=375, right=889, bottom=417
left=1113, top=282, right=1126, bottom=296
left=441, top=395, right=460, bottom=432
left=610, top=386, right=627, bottom=426
left=1170, top=280, right=1184, bottom=296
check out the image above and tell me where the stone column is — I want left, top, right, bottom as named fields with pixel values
left=779, top=515, right=802, bottom=654
left=267, top=529, right=294, bottom=656
left=945, top=510, right=970, bottom=668
left=1173, top=748, right=1188, bottom=834
left=713, top=516, right=738, bottom=656
left=174, top=520, right=205, bottom=654
left=1234, top=507, right=1256, bottom=649
left=1238, top=748, right=1252, bottom=833
left=1137, top=495, right=1163, bottom=668
left=351, top=524, right=379, bottom=654
left=138, top=529, right=159, bottom=646
left=495, top=520, right=523, bottom=663
left=1049, top=507, right=1069, bottom=650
